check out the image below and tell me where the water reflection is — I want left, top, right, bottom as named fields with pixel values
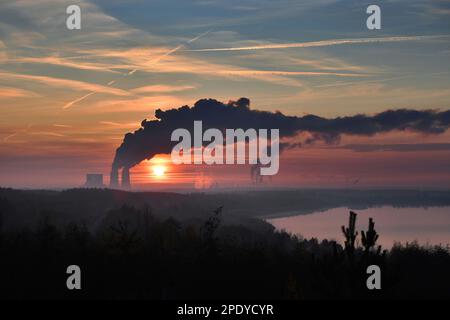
left=267, top=206, right=450, bottom=248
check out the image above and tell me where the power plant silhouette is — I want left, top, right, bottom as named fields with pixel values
left=110, top=166, right=130, bottom=189
left=84, top=174, right=106, bottom=188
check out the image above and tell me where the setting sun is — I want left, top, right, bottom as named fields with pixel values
left=152, top=165, right=166, bottom=178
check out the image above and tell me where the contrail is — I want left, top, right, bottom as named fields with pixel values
left=30, top=131, right=66, bottom=137
left=186, top=35, right=449, bottom=52
left=151, top=44, right=184, bottom=64
left=62, top=91, right=96, bottom=110
left=3, top=124, right=32, bottom=142
left=221, top=70, right=367, bottom=77
left=61, top=30, right=211, bottom=109
left=314, top=75, right=411, bottom=88
left=3, top=132, right=18, bottom=142
left=127, top=31, right=212, bottom=72
left=314, top=71, right=450, bottom=88
left=187, top=29, right=212, bottom=43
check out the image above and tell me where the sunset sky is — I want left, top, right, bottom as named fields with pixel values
left=1, top=0, right=450, bottom=189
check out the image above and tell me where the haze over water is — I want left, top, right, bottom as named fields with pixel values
left=268, top=206, right=450, bottom=249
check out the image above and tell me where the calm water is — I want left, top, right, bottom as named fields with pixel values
left=267, top=206, right=450, bottom=248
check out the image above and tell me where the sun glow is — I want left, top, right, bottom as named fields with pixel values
left=152, top=165, right=166, bottom=178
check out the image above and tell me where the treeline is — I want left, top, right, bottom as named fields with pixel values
left=0, top=205, right=449, bottom=299
left=2, top=188, right=450, bottom=230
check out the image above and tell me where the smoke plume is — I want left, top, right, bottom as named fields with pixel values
left=111, top=98, right=450, bottom=187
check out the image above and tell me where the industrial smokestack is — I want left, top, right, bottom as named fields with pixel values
left=110, top=164, right=119, bottom=188
left=122, top=167, right=131, bottom=189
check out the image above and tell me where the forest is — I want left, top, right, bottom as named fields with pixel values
left=0, top=188, right=449, bottom=299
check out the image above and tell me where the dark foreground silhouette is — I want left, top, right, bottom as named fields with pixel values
left=1, top=198, right=449, bottom=299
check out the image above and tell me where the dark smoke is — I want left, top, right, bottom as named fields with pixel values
left=110, top=98, right=450, bottom=187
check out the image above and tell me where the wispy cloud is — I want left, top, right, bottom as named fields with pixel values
left=314, top=75, right=412, bottom=89
left=0, top=86, right=39, bottom=98
left=0, top=72, right=129, bottom=96
left=12, top=56, right=121, bottom=73
left=88, top=95, right=187, bottom=114
left=132, top=84, right=196, bottom=94
left=100, top=121, right=141, bottom=128
left=126, top=30, right=212, bottom=74
left=29, top=131, right=66, bottom=137
left=314, top=72, right=449, bottom=89
left=187, top=35, right=450, bottom=52
left=289, top=56, right=367, bottom=72
left=220, top=70, right=367, bottom=77
left=0, top=40, right=6, bottom=62
left=60, top=30, right=211, bottom=109
left=340, top=143, right=450, bottom=153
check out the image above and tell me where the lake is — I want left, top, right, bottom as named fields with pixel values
left=267, top=206, right=450, bottom=249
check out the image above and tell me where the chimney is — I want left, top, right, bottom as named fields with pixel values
left=110, top=164, right=119, bottom=188
left=85, top=174, right=105, bottom=188
left=122, top=167, right=131, bottom=189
